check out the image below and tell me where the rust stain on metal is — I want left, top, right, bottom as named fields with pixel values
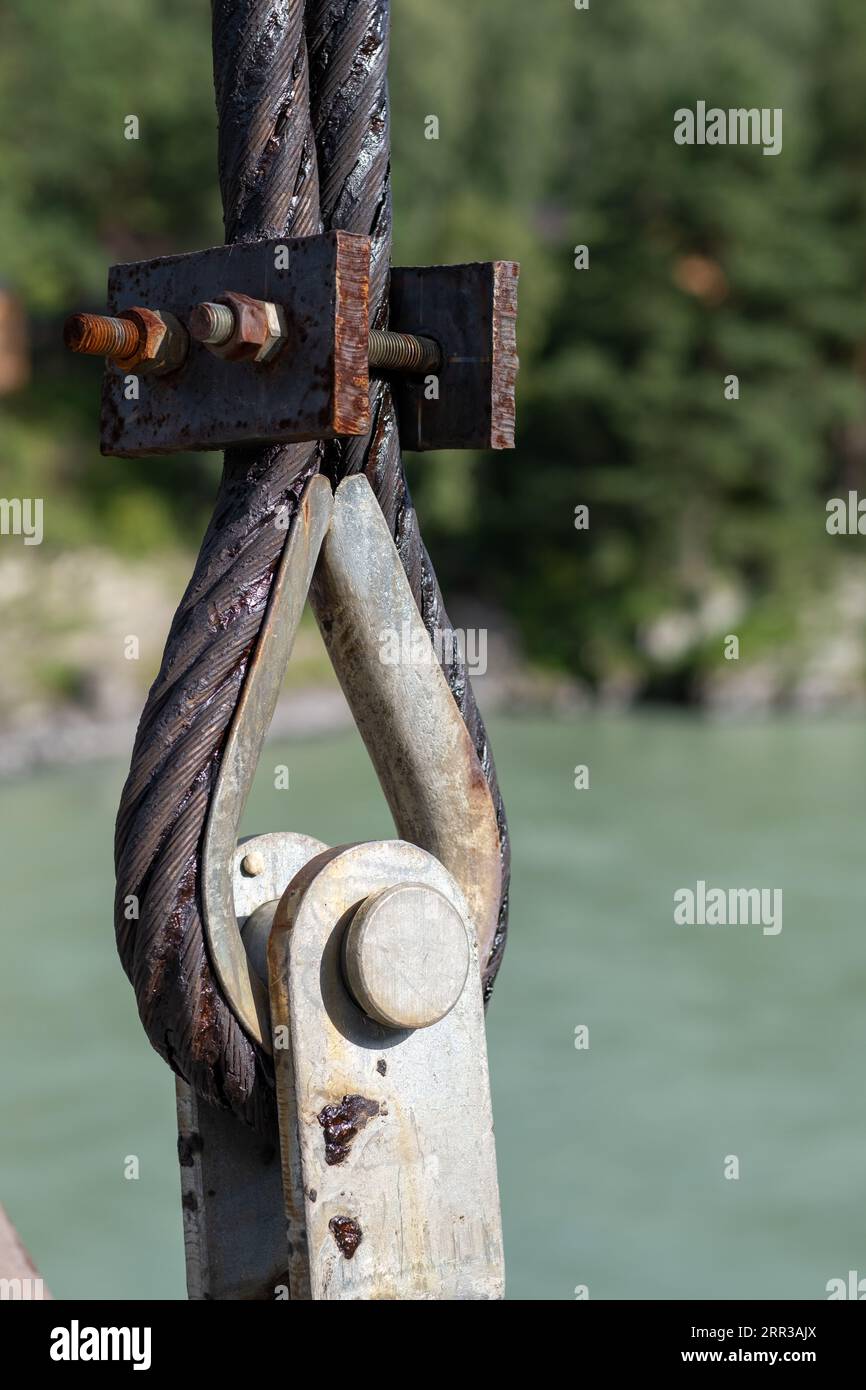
left=490, top=261, right=520, bottom=450
left=386, top=261, right=519, bottom=451
left=194, top=290, right=272, bottom=362
left=332, top=230, right=371, bottom=436
left=98, top=232, right=371, bottom=456
left=67, top=305, right=188, bottom=376
left=328, top=1216, right=363, bottom=1260
left=368, top=328, right=441, bottom=374
left=317, top=1094, right=379, bottom=1166
left=64, top=311, right=139, bottom=359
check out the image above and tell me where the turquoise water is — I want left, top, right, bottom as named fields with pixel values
left=2, top=715, right=864, bottom=1300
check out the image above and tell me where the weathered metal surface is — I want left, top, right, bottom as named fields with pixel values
left=176, top=1079, right=288, bottom=1301
left=388, top=260, right=519, bottom=451
left=318, top=1095, right=380, bottom=1166
left=233, top=830, right=328, bottom=996
left=310, top=474, right=503, bottom=967
left=100, top=232, right=371, bottom=456
left=343, top=882, right=470, bottom=1029
left=178, top=827, right=329, bottom=1300
left=368, top=328, right=441, bottom=374
left=188, top=290, right=285, bottom=363
left=268, top=840, right=504, bottom=1300
left=202, top=475, right=333, bottom=1048
left=66, top=306, right=189, bottom=376
left=182, top=467, right=504, bottom=1300
left=188, top=300, right=234, bottom=347
left=65, top=311, right=139, bottom=360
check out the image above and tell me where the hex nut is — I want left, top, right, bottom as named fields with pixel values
left=113, top=307, right=189, bottom=377
left=255, top=299, right=289, bottom=363
left=204, top=291, right=287, bottom=363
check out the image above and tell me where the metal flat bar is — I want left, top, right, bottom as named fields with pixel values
left=202, top=473, right=333, bottom=1049
left=176, top=1080, right=288, bottom=1300
left=178, top=474, right=333, bottom=1301
left=309, top=473, right=503, bottom=967
left=101, top=234, right=371, bottom=456
left=269, top=841, right=505, bottom=1300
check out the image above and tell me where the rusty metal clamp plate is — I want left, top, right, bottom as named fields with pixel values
left=75, top=242, right=519, bottom=457
left=101, top=232, right=371, bottom=456
left=389, top=260, right=519, bottom=451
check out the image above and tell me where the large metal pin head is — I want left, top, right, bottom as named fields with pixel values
left=267, top=839, right=503, bottom=1301
left=343, top=882, right=470, bottom=1029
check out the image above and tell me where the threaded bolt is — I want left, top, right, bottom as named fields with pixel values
left=64, top=312, right=140, bottom=360
left=188, top=300, right=236, bottom=347
left=368, top=329, right=441, bottom=374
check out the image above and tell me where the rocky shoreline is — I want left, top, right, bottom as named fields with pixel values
left=3, top=547, right=866, bottom=776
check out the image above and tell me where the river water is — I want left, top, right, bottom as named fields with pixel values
left=1, top=715, right=863, bottom=1300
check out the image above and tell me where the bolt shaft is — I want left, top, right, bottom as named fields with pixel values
left=368, top=329, right=441, bottom=374
left=188, top=301, right=236, bottom=347
left=64, top=313, right=140, bottom=360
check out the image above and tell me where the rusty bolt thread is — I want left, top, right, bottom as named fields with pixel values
left=64, top=312, right=140, bottom=360
left=188, top=301, right=235, bottom=347
left=188, top=300, right=441, bottom=374
left=368, top=329, right=441, bottom=374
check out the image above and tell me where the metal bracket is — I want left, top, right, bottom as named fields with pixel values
left=201, top=476, right=333, bottom=1048
left=65, top=239, right=519, bottom=456
left=83, top=0, right=518, bottom=1306
left=269, top=840, right=504, bottom=1300
left=200, top=472, right=502, bottom=1051
left=176, top=470, right=506, bottom=1299
left=99, top=233, right=371, bottom=456
left=389, top=261, right=519, bottom=451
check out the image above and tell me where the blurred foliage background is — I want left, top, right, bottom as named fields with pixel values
left=3, top=0, right=866, bottom=710
left=5, top=2, right=866, bottom=1299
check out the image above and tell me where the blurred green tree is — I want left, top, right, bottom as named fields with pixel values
left=2, top=0, right=866, bottom=698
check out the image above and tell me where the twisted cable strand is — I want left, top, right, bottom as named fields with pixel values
left=113, top=0, right=321, bottom=1131
left=114, top=0, right=510, bottom=1138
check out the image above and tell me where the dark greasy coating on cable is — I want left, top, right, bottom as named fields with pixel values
left=113, top=0, right=509, bottom=1133
left=114, top=0, right=321, bottom=1133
